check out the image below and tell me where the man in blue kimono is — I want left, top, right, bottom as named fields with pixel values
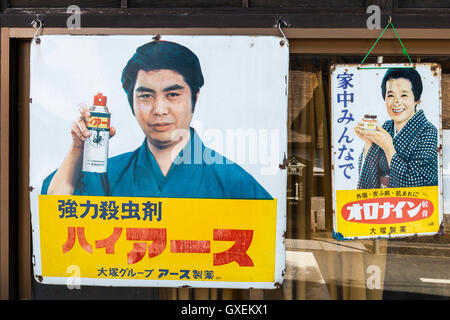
left=42, top=40, right=272, bottom=199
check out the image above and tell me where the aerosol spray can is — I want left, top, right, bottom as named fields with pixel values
left=82, top=93, right=111, bottom=173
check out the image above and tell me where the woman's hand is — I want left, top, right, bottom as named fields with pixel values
left=354, top=122, right=372, bottom=146
left=358, top=125, right=396, bottom=165
left=354, top=122, right=373, bottom=157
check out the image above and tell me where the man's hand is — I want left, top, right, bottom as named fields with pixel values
left=47, top=103, right=116, bottom=195
left=71, top=103, right=116, bottom=149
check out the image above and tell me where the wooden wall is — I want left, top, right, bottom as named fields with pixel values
left=0, top=0, right=449, bottom=28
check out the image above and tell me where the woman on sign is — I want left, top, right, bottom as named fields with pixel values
left=354, top=67, right=438, bottom=189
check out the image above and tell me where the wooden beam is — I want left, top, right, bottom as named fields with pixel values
left=2, top=10, right=450, bottom=28
left=8, top=27, right=450, bottom=40
left=0, top=0, right=7, bottom=13
left=249, top=288, right=264, bottom=299
left=0, top=27, right=10, bottom=300
left=7, top=27, right=450, bottom=55
left=17, top=39, right=31, bottom=300
left=289, top=38, right=450, bottom=55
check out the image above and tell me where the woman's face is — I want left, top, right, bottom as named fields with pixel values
left=385, top=77, right=419, bottom=130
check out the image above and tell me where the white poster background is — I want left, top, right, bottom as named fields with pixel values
left=30, top=35, right=288, bottom=288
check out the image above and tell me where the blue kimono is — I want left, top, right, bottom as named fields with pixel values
left=41, top=128, right=272, bottom=199
left=357, top=109, right=438, bottom=189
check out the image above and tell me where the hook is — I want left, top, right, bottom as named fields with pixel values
left=277, top=19, right=288, bottom=46
left=31, top=18, right=43, bottom=45
left=388, top=16, right=392, bottom=24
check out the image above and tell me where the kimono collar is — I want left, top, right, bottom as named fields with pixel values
left=136, top=127, right=205, bottom=170
left=385, top=109, right=427, bottom=143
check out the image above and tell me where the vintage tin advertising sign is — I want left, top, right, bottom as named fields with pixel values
left=331, top=63, right=443, bottom=240
left=30, top=35, right=288, bottom=288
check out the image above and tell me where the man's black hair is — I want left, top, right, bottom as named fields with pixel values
left=381, top=68, right=423, bottom=101
left=121, top=40, right=204, bottom=114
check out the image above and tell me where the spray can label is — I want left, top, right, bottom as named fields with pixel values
left=82, top=93, right=110, bottom=173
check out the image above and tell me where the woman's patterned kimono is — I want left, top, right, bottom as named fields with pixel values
left=357, top=109, right=438, bottom=189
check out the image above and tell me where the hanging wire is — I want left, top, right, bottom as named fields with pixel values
left=31, top=18, right=43, bottom=45
left=277, top=19, right=288, bottom=47
left=359, top=16, right=414, bottom=70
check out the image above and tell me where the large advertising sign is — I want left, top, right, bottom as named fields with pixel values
left=331, top=63, right=443, bottom=240
left=30, top=35, right=288, bottom=288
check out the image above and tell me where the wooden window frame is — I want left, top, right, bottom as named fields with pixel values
left=1, top=26, right=449, bottom=300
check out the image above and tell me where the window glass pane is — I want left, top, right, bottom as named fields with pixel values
left=269, top=54, right=450, bottom=300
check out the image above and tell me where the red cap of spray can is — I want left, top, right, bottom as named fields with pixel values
left=93, top=93, right=107, bottom=106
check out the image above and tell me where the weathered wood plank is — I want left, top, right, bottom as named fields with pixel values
left=8, top=0, right=368, bottom=9
left=128, top=0, right=242, bottom=8
left=249, top=0, right=365, bottom=8
left=398, top=0, right=450, bottom=8
left=17, top=39, right=32, bottom=300
left=0, top=27, right=10, bottom=300
left=1, top=8, right=450, bottom=28
left=9, top=0, right=121, bottom=8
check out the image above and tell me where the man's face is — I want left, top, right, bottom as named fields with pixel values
left=385, top=77, right=418, bottom=129
left=133, top=69, right=195, bottom=149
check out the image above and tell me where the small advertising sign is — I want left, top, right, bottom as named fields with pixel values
left=331, top=63, right=442, bottom=239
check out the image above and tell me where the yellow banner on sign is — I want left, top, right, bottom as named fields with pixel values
left=335, top=186, right=440, bottom=239
left=38, top=195, right=277, bottom=284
